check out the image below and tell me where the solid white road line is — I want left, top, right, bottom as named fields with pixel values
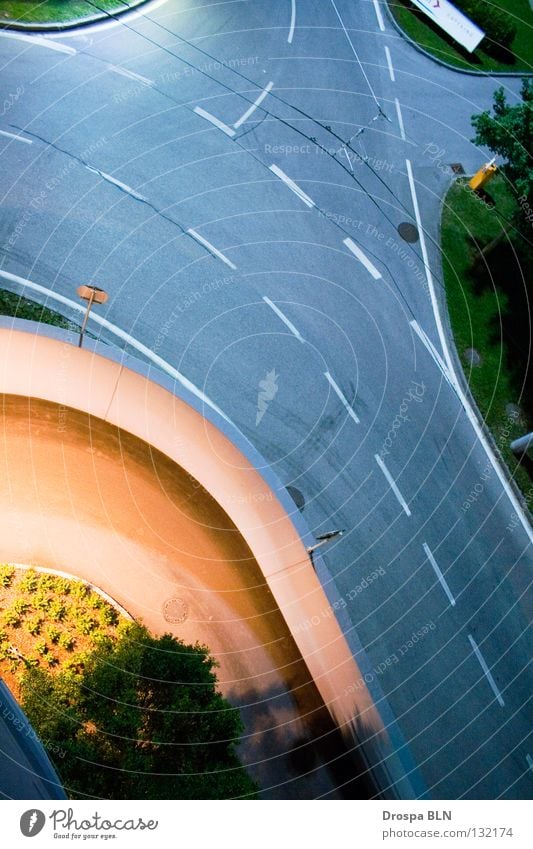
left=468, top=634, right=505, bottom=707
left=263, top=297, right=305, bottom=343
left=234, top=81, right=273, bottom=129
left=406, top=159, right=533, bottom=545
left=288, top=0, right=296, bottom=43
left=375, top=454, right=411, bottom=516
left=422, top=542, right=456, bottom=606
left=395, top=97, right=406, bottom=141
left=85, top=166, right=147, bottom=202
left=410, top=319, right=454, bottom=389
left=0, top=269, right=233, bottom=426
left=384, top=46, right=395, bottom=81
left=109, top=65, right=154, bottom=86
left=269, top=164, right=315, bottom=208
left=193, top=106, right=236, bottom=138
left=187, top=228, right=237, bottom=270
left=0, top=129, right=32, bottom=145
left=343, top=237, right=382, bottom=279
left=324, top=371, right=360, bottom=424
left=526, top=754, right=533, bottom=772
left=373, top=0, right=385, bottom=32
left=0, top=32, right=76, bottom=55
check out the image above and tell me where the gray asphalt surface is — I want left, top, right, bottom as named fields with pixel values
left=0, top=0, right=531, bottom=799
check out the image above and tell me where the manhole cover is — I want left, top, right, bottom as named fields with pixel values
left=286, top=486, right=305, bottom=512
left=162, top=597, right=189, bottom=624
left=464, top=347, right=482, bottom=367
left=451, top=163, right=465, bottom=174
left=397, top=222, right=419, bottom=243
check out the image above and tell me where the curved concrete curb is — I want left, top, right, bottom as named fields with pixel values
left=384, top=1, right=533, bottom=77
left=4, top=562, right=134, bottom=622
left=0, top=0, right=149, bottom=32
left=0, top=318, right=427, bottom=799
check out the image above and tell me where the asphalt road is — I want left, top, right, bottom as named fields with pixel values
left=0, top=0, right=531, bottom=798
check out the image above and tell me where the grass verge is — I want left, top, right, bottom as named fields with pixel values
left=0, top=287, right=77, bottom=331
left=0, top=0, right=129, bottom=26
left=441, top=175, right=533, bottom=509
left=388, top=0, right=533, bottom=73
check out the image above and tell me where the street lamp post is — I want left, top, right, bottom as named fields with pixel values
left=76, top=285, right=108, bottom=348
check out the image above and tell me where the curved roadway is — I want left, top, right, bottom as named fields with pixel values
left=0, top=0, right=531, bottom=799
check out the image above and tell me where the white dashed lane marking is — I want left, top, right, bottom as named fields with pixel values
left=423, top=542, right=456, bottom=606
left=0, top=129, right=32, bottom=145
left=384, top=46, right=395, bottom=81
left=0, top=31, right=76, bottom=55
left=375, top=454, right=411, bottom=516
left=187, top=228, right=237, bottom=270
left=269, top=164, right=315, bottom=208
left=373, top=0, right=386, bottom=31
left=85, top=165, right=147, bottom=202
left=343, top=237, right=382, bottom=279
left=324, top=371, right=360, bottom=424
left=468, top=634, right=505, bottom=707
left=395, top=97, right=406, bottom=141
left=263, top=297, right=305, bottom=343
left=288, top=0, right=296, bottom=43
left=108, top=65, right=154, bottom=87
left=193, top=106, right=236, bottom=138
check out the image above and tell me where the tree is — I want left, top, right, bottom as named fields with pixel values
left=20, top=624, right=257, bottom=799
left=471, top=79, right=533, bottom=206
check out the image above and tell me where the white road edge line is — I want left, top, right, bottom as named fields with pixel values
left=373, top=0, right=386, bottom=31
left=468, top=634, right=505, bottom=707
left=410, top=319, right=454, bottom=389
left=0, top=31, right=77, bottom=55
left=526, top=754, right=533, bottom=772
left=234, top=81, right=274, bottom=129
left=85, top=165, right=147, bottom=202
left=187, top=228, right=237, bottom=270
left=0, top=269, right=232, bottom=426
left=384, top=46, right=395, bottom=81
left=109, top=65, right=154, bottom=86
left=343, top=237, right=382, bottom=279
left=193, top=106, right=236, bottom=138
left=263, top=297, right=305, bottom=343
left=269, top=164, right=315, bottom=208
left=395, top=97, right=406, bottom=141
left=406, top=158, right=533, bottom=545
left=324, top=371, right=360, bottom=424
left=422, top=542, right=456, bottom=606
left=375, top=454, right=411, bottom=516
left=288, top=0, right=296, bottom=43
left=0, top=129, right=32, bottom=145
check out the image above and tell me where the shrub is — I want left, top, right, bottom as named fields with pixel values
left=19, top=570, right=39, bottom=592
left=25, top=617, right=44, bottom=637
left=58, top=632, right=75, bottom=651
left=0, top=565, right=15, bottom=588
left=455, top=1, right=516, bottom=54
left=46, top=626, right=61, bottom=644
left=3, top=609, right=21, bottom=628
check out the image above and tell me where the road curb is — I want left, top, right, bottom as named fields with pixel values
left=0, top=0, right=149, bottom=32
left=384, top=1, right=533, bottom=78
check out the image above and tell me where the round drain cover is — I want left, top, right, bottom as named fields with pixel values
left=397, top=222, right=419, bottom=243
left=163, top=597, right=189, bottom=624
left=286, top=486, right=305, bottom=512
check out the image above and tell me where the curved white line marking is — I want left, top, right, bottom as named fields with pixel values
left=288, top=0, right=296, bottom=43
left=0, top=31, right=76, bottom=55
left=406, top=159, right=533, bottom=545
left=0, top=269, right=232, bottom=425
left=234, top=81, right=274, bottom=129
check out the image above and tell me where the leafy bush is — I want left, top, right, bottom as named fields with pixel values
left=25, top=616, right=44, bottom=637
left=0, top=565, right=15, bottom=588
left=58, top=632, right=75, bottom=651
left=455, top=1, right=516, bottom=54
left=19, top=570, right=39, bottom=592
